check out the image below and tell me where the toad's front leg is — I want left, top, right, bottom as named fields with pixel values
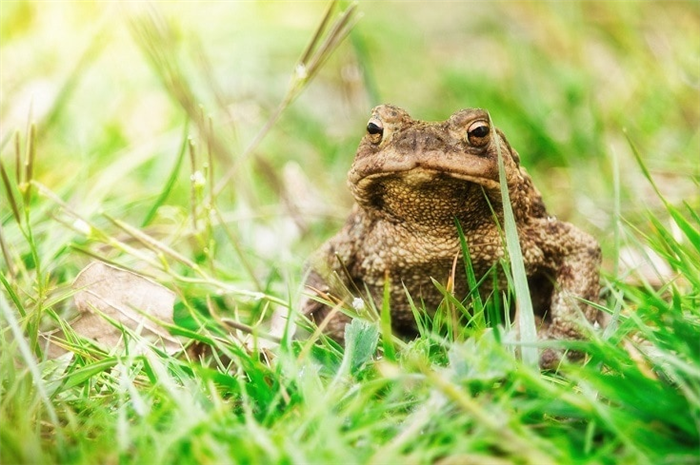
left=531, top=220, right=602, bottom=367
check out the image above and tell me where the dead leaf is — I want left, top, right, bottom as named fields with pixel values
left=60, top=261, right=179, bottom=354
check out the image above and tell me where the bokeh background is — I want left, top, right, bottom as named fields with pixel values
left=2, top=1, right=699, bottom=280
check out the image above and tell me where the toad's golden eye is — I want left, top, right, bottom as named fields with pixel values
left=467, top=121, right=490, bottom=145
left=367, top=121, right=383, bottom=135
left=366, top=118, right=384, bottom=144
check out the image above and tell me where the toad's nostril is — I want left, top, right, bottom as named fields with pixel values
left=396, top=129, right=445, bottom=152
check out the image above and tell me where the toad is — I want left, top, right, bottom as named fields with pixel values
left=301, top=104, right=601, bottom=367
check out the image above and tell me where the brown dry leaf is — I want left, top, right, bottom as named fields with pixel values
left=67, top=261, right=180, bottom=354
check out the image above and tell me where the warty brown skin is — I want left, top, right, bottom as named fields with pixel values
left=301, top=104, right=601, bottom=368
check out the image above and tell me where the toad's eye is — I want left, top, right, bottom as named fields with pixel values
left=467, top=120, right=490, bottom=145
left=367, top=121, right=384, bottom=135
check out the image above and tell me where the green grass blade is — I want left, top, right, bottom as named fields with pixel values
left=667, top=204, right=700, bottom=252
left=0, top=292, right=64, bottom=449
left=380, top=275, right=396, bottom=362
left=49, top=358, right=119, bottom=393
left=0, top=267, right=25, bottom=317
left=626, top=132, right=700, bottom=248
left=142, top=120, right=189, bottom=227
left=454, top=218, right=485, bottom=321
left=492, top=114, right=538, bottom=367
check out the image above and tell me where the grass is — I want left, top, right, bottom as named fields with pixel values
left=1, top=1, right=699, bottom=464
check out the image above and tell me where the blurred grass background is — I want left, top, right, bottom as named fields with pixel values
left=3, top=1, right=697, bottom=244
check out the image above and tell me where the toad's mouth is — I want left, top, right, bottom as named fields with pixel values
left=349, top=168, right=501, bottom=224
left=351, top=167, right=500, bottom=199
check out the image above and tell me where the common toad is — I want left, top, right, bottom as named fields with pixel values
left=302, top=104, right=601, bottom=367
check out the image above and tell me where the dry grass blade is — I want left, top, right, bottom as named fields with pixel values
left=130, top=2, right=359, bottom=240
left=32, top=177, right=281, bottom=305
left=102, top=213, right=200, bottom=272
left=2, top=126, right=38, bottom=282
left=128, top=9, right=234, bottom=167
left=213, top=0, right=360, bottom=195
left=0, top=224, right=14, bottom=279
left=220, top=317, right=282, bottom=345
left=14, top=130, right=21, bottom=182
left=298, top=0, right=337, bottom=66
left=21, top=123, right=36, bottom=205
left=302, top=2, right=359, bottom=83
left=208, top=291, right=282, bottom=345
left=130, top=10, right=196, bottom=112
left=0, top=155, right=21, bottom=224
left=31, top=180, right=165, bottom=271
left=100, top=211, right=287, bottom=306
